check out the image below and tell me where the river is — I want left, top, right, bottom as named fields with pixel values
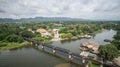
left=0, top=29, right=116, bottom=67
left=51, top=29, right=116, bottom=54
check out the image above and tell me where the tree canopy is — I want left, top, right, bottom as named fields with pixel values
left=98, top=44, right=119, bottom=62
left=21, top=31, right=35, bottom=38
left=5, top=34, right=24, bottom=43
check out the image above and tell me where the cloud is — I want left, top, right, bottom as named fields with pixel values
left=0, top=0, right=120, bottom=20
left=0, top=9, right=6, bottom=13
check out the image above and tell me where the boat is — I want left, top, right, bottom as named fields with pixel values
left=104, top=39, right=111, bottom=42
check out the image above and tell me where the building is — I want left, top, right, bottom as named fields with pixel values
left=28, top=29, right=35, bottom=33
left=36, top=29, right=51, bottom=37
left=52, top=29, right=59, bottom=39
left=80, top=41, right=100, bottom=54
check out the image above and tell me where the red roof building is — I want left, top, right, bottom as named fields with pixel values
left=36, top=29, right=50, bottom=37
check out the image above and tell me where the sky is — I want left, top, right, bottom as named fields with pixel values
left=0, top=0, right=120, bottom=20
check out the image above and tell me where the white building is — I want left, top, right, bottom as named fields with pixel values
left=53, top=29, right=59, bottom=39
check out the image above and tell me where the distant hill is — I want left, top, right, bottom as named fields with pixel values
left=0, top=17, right=89, bottom=22
left=0, top=17, right=119, bottom=22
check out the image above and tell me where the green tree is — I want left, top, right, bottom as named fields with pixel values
left=67, top=33, right=73, bottom=39
left=60, top=33, right=67, bottom=38
left=33, top=36, right=51, bottom=43
left=21, top=31, right=35, bottom=38
left=59, top=27, right=68, bottom=33
left=112, top=30, right=120, bottom=50
left=98, top=44, right=119, bottom=62
left=60, top=33, right=73, bottom=39
left=0, top=34, right=7, bottom=41
left=111, top=40, right=120, bottom=50
left=5, top=34, right=24, bottom=43
left=114, top=34, right=120, bottom=40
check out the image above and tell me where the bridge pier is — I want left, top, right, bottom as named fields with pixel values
left=82, top=59, right=85, bottom=63
left=53, top=49, right=56, bottom=54
left=69, top=54, right=72, bottom=59
left=41, top=45, right=44, bottom=49
left=68, top=52, right=72, bottom=61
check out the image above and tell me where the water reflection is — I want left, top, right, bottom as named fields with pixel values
left=51, top=30, right=116, bottom=54
left=0, top=30, right=116, bottom=67
left=61, top=39, right=78, bottom=44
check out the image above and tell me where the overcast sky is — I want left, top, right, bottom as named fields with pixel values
left=0, top=0, right=120, bottom=20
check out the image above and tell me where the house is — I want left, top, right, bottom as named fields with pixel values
left=80, top=41, right=100, bottom=54
left=52, top=29, right=59, bottom=39
left=36, top=29, right=51, bottom=37
left=28, top=29, right=35, bottom=33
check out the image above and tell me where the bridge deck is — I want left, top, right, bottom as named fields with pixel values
left=23, top=37, right=119, bottom=67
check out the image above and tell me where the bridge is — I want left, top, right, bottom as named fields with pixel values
left=24, top=37, right=119, bottom=67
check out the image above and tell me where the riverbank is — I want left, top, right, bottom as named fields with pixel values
left=0, top=41, right=30, bottom=50
left=93, top=29, right=102, bottom=34
left=0, top=30, right=117, bottom=67
left=52, top=29, right=103, bottom=42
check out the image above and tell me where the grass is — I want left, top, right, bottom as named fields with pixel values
left=93, top=30, right=102, bottom=34
left=0, top=41, right=30, bottom=50
left=91, top=63, right=100, bottom=67
left=89, top=61, right=100, bottom=67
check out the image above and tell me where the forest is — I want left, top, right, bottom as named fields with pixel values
left=0, top=21, right=119, bottom=51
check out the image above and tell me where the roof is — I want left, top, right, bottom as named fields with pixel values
left=80, top=51, right=89, bottom=57
left=80, top=41, right=100, bottom=53
left=81, top=41, right=99, bottom=48
left=36, top=29, right=47, bottom=33
left=89, top=53, right=97, bottom=57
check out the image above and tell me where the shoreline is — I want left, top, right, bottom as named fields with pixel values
left=0, top=41, right=30, bottom=51
left=51, top=29, right=105, bottom=42
left=0, top=29, right=103, bottom=50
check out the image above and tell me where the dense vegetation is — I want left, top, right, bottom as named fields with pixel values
left=98, top=44, right=119, bottom=62
left=0, top=23, right=25, bottom=47
left=98, top=22, right=120, bottom=64
left=111, top=24, right=120, bottom=50
left=0, top=21, right=120, bottom=67
left=0, top=21, right=119, bottom=50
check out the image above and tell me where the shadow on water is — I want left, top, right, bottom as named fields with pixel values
left=60, top=39, right=78, bottom=44
left=9, top=45, right=32, bottom=51
left=32, top=46, right=84, bottom=67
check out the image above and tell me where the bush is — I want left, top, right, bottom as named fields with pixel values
left=98, top=44, right=119, bottom=61
left=0, top=42, right=8, bottom=47
left=5, top=34, right=24, bottom=43
left=60, top=33, right=73, bottom=39
left=0, top=34, right=7, bottom=41
left=32, top=36, right=52, bottom=43
left=21, top=31, right=35, bottom=38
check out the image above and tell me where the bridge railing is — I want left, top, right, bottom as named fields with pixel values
left=23, top=37, right=87, bottom=66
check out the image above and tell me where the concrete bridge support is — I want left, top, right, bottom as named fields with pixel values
left=82, top=59, right=85, bottom=63
left=68, top=54, right=72, bottom=61
left=41, top=45, right=44, bottom=49
left=53, top=49, right=56, bottom=54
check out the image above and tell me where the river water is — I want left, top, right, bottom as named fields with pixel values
left=51, top=29, right=116, bottom=54
left=0, top=29, right=116, bottom=67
